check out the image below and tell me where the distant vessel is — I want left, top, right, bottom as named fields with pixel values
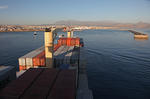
left=34, top=32, right=37, bottom=35
left=128, top=30, right=149, bottom=39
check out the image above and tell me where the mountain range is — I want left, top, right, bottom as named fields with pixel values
left=55, top=20, right=150, bottom=29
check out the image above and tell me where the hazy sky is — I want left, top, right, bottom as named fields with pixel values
left=0, top=0, right=150, bottom=24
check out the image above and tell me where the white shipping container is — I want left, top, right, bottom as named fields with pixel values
left=26, top=58, right=33, bottom=67
left=18, top=46, right=44, bottom=67
left=18, top=58, right=26, bottom=66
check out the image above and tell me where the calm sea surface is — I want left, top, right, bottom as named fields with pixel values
left=0, top=29, right=150, bottom=99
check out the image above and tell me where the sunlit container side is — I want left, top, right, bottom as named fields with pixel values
left=33, top=50, right=45, bottom=66
left=63, top=38, right=67, bottom=45
left=32, top=44, right=61, bottom=67
left=71, top=38, right=76, bottom=46
left=57, top=38, right=81, bottom=46
left=19, top=46, right=44, bottom=70
left=25, top=46, right=44, bottom=67
left=67, top=38, right=71, bottom=46
left=19, top=57, right=26, bottom=66
left=40, top=56, right=46, bottom=66
left=19, top=65, right=26, bottom=71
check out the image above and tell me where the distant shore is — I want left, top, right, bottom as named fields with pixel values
left=1, top=25, right=147, bottom=33
left=0, top=29, right=44, bottom=32
left=0, top=28, right=130, bottom=32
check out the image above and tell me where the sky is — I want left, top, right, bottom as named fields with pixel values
left=0, top=0, right=150, bottom=25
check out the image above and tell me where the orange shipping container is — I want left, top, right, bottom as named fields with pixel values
left=54, top=44, right=61, bottom=51
left=40, top=56, right=46, bottom=66
left=32, top=44, right=60, bottom=67
left=57, top=38, right=81, bottom=46
left=33, top=50, right=45, bottom=66
left=72, top=38, right=76, bottom=46
left=67, top=38, right=71, bottom=46
left=63, top=38, right=67, bottom=45
left=19, top=65, right=26, bottom=71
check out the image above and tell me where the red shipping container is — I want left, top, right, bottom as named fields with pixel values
left=19, top=65, right=26, bottom=71
left=33, top=51, right=45, bottom=66
left=57, top=38, right=81, bottom=46
left=54, top=44, right=61, bottom=51
left=63, top=38, right=67, bottom=45
left=32, top=44, right=61, bottom=67
left=59, top=38, right=62, bottom=45
left=40, top=56, right=46, bottom=66
left=72, top=38, right=76, bottom=46
left=58, top=38, right=62, bottom=45
left=67, top=38, right=71, bottom=46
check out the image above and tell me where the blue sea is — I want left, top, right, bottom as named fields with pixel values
left=0, top=29, right=150, bottom=99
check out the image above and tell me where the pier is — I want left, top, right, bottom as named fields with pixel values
left=128, top=30, right=148, bottom=39
left=0, top=27, right=93, bottom=99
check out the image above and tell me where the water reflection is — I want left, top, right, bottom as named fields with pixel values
left=33, top=34, right=37, bottom=39
left=82, top=29, right=150, bottom=99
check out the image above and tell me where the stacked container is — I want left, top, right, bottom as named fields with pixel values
left=19, top=44, right=61, bottom=71
left=19, top=46, right=45, bottom=70
left=19, top=38, right=83, bottom=71
left=57, top=38, right=82, bottom=46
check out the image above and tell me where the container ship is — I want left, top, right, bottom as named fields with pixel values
left=0, top=27, right=93, bottom=99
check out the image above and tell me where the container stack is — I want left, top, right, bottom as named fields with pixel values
left=53, top=46, right=80, bottom=69
left=19, top=45, right=80, bottom=71
left=18, top=37, right=83, bottom=71
left=57, top=37, right=83, bottom=47
left=19, top=44, right=60, bottom=70
left=19, top=46, right=45, bottom=70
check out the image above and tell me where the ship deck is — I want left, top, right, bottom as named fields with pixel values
left=0, top=68, right=76, bottom=99
left=0, top=42, right=93, bottom=99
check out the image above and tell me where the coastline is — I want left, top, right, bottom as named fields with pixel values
left=0, top=29, right=44, bottom=32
